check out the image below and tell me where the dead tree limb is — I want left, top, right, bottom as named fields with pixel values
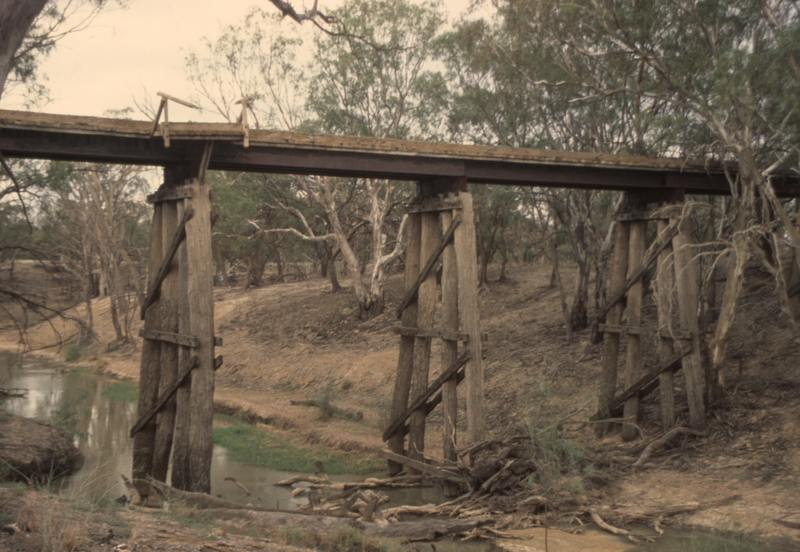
left=633, top=427, right=705, bottom=467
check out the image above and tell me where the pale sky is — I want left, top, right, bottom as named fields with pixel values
left=0, top=0, right=477, bottom=123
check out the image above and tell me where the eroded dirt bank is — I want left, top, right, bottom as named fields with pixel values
left=2, top=262, right=800, bottom=547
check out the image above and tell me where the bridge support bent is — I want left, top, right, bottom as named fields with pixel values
left=132, top=162, right=217, bottom=496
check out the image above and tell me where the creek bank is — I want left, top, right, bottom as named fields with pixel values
left=0, top=409, right=84, bottom=482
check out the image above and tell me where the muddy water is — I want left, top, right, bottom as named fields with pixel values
left=2, top=353, right=779, bottom=551
left=0, top=352, right=411, bottom=509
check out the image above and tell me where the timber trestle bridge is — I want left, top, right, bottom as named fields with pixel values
left=2, top=109, right=797, bottom=498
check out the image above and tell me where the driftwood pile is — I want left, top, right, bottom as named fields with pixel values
left=136, top=427, right=738, bottom=543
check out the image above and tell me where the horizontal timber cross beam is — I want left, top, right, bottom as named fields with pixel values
left=138, top=329, right=224, bottom=348
left=2, top=109, right=798, bottom=195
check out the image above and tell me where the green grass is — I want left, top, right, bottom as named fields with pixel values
left=101, top=382, right=138, bottom=403
left=68, top=365, right=92, bottom=374
left=212, top=420, right=383, bottom=474
left=64, top=342, right=83, bottom=363
left=275, top=525, right=406, bottom=552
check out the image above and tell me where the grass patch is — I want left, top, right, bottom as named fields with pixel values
left=274, top=525, right=406, bottom=552
left=64, top=342, right=83, bottom=363
left=68, top=365, right=92, bottom=374
left=213, top=420, right=382, bottom=474
left=101, top=382, right=138, bottom=403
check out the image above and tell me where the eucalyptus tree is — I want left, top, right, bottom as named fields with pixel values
left=439, top=3, right=644, bottom=330
left=557, top=0, right=800, bottom=399
left=446, top=0, right=800, bottom=396
left=184, top=0, right=448, bottom=319
left=41, top=164, right=149, bottom=342
left=301, top=0, right=448, bottom=318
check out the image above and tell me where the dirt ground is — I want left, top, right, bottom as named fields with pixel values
left=3, top=260, right=800, bottom=547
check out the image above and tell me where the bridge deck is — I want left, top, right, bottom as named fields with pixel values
left=0, top=109, right=789, bottom=194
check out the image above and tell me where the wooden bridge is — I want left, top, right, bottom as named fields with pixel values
left=2, top=108, right=797, bottom=496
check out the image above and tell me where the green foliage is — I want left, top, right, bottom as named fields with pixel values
left=277, top=526, right=305, bottom=547
left=68, top=365, right=91, bottom=374
left=207, top=171, right=315, bottom=287
left=273, top=525, right=405, bottom=552
left=308, top=0, right=448, bottom=140
left=100, top=381, right=138, bottom=403
left=64, top=342, right=83, bottom=363
left=524, top=378, right=588, bottom=490
left=316, top=384, right=336, bottom=420
left=212, top=420, right=382, bottom=474
left=527, top=425, right=586, bottom=489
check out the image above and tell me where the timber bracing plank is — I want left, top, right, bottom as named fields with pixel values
left=392, top=326, right=470, bottom=342
left=596, top=219, right=680, bottom=323
left=139, top=328, right=199, bottom=348
left=146, top=185, right=194, bottom=204
left=382, top=352, right=470, bottom=442
left=396, top=214, right=461, bottom=319
left=592, top=347, right=689, bottom=422
left=140, top=204, right=194, bottom=319
left=130, top=356, right=199, bottom=438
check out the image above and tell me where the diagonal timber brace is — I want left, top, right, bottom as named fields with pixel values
left=140, top=204, right=194, bottom=319
left=129, top=354, right=223, bottom=438
left=592, top=218, right=680, bottom=343
left=396, top=214, right=461, bottom=319
left=382, top=352, right=470, bottom=441
left=592, top=347, right=689, bottom=422
left=130, top=355, right=198, bottom=437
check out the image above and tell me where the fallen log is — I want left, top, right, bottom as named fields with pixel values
left=275, top=475, right=330, bottom=486
left=275, top=474, right=427, bottom=490
left=0, top=411, right=83, bottom=482
left=147, top=477, right=278, bottom=512
left=381, top=450, right=468, bottom=484
left=382, top=504, right=443, bottom=518
left=366, top=516, right=495, bottom=541
left=224, top=476, right=251, bottom=495
left=587, top=508, right=645, bottom=544
left=0, top=387, right=27, bottom=398
left=290, top=399, right=363, bottom=421
left=775, top=518, right=800, bottom=531
left=614, top=494, right=742, bottom=520
left=205, top=508, right=495, bottom=542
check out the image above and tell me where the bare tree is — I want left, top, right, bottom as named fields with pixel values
left=42, top=164, right=148, bottom=343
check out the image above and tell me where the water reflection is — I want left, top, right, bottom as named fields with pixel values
left=0, top=352, right=443, bottom=510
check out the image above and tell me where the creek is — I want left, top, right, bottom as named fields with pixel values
left=1, top=352, right=777, bottom=551
left=0, top=351, right=440, bottom=510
